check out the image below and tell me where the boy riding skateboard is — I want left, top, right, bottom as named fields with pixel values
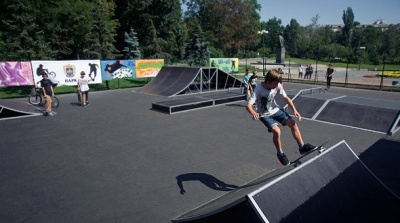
left=246, top=69, right=315, bottom=165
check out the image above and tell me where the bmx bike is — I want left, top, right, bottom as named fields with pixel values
left=28, top=87, right=59, bottom=108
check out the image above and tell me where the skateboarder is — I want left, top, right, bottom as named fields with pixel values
left=246, top=69, right=315, bottom=165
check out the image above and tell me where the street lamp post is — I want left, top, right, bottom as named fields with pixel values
left=359, top=46, right=366, bottom=70
left=258, top=30, right=268, bottom=76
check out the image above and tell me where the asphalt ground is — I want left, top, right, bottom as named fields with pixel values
left=0, top=82, right=399, bottom=222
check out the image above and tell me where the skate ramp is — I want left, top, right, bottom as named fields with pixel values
left=287, top=89, right=400, bottom=135
left=315, top=96, right=400, bottom=135
left=172, top=141, right=400, bottom=223
left=141, top=67, right=200, bottom=96
left=0, top=99, right=42, bottom=120
left=141, top=66, right=244, bottom=97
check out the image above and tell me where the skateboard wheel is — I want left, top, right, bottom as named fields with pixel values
left=294, top=161, right=301, bottom=167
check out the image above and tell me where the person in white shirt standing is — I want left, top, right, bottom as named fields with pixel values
left=298, top=64, right=303, bottom=79
left=77, top=71, right=90, bottom=107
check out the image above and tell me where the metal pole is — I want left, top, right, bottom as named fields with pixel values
left=262, top=34, right=265, bottom=76
left=288, top=59, right=291, bottom=81
left=258, top=30, right=268, bottom=76
left=245, top=50, right=247, bottom=69
left=380, top=63, right=385, bottom=90
left=345, top=62, right=349, bottom=86
left=315, top=59, right=318, bottom=83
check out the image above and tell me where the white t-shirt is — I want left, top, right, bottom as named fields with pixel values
left=248, top=83, right=287, bottom=116
left=78, top=76, right=90, bottom=92
left=298, top=66, right=303, bottom=72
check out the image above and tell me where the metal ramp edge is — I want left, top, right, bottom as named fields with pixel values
left=172, top=140, right=400, bottom=222
left=0, top=99, right=42, bottom=120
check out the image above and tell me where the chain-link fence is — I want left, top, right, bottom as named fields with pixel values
left=285, top=63, right=400, bottom=91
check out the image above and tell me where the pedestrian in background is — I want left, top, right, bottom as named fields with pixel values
left=325, top=64, right=334, bottom=89
left=77, top=71, right=90, bottom=107
left=298, top=64, right=303, bottom=79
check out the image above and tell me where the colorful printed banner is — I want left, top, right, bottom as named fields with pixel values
left=31, top=60, right=102, bottom=86
left=100, top=60, right=135, bottom=81
left=0, top=59, right=165, bottom=88
left=136, top=59, right=164, bottom=78
left=209, top=58, right=239, bottom=74
left=0, top=62, right=34, bottom=86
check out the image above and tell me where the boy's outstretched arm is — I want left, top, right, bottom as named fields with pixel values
left=284, top=96, right=302, bottom=121
left=246, top=103, right=260, bottom=120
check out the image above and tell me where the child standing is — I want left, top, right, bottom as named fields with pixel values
left=243, top=68, right=251, bottom=94
left=77, top=71, right=90, bottom=107
left=246, top=69, right=315, bottom=165
left=325, top=64, right=334, bottom=89
left=248, top=70, right=258, bottom=94
left=40, top=72, right=56, bottom=116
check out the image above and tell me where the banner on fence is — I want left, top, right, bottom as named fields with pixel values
left=209, top=58, right=239, bottom=74
left=135, top=59, right=164, bottom=78
left=31, top=60, right=102, bottom=86
left=0, top=61, right=34, bottom=87
left=101, top=60, right=136, bottom=81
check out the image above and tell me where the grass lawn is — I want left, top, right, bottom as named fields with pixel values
left=0, top=78, right=152, bottom=99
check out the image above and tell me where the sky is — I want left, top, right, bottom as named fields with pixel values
left=259, top=0, right=400, bottom=26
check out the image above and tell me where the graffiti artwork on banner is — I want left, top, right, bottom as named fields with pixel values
left=100, top=60, right=135, bottom=80
left=0, top=61, right=34, bottom=87
left=136, top=59, right=164, bottom=78
left=31, top=60, right=101, bottom=86
left=209, top=58, right=238, bottom=74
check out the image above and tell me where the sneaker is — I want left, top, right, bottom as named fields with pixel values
left=277, top=152, right=289, bottom=166
left=299, top=143, right=316, bottom=154
left=86, top=101, right=90, bottom=105
left=48, top=112, right=54, bottom=116
left=51, top=111, right=57, bottom=115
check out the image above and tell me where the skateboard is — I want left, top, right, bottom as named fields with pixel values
left=77, top=91, right=81, bottom=103
left=290, top=138, right=331, bottom=167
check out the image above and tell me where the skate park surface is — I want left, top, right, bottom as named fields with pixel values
left=0, top=81, right=399, bottom=222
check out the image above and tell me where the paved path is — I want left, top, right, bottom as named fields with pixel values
left=0, top=83, right=399, bottom=222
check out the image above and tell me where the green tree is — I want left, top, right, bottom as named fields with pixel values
left=144, top=20, right=172, bottom=62
left=123, top=27, right=141, bottom=59
left=263, top=17, right=284, bottom=52
left=0, top=0, right=55, bottom=60
left=380, top=24, right=400, bottom=63
left=117, top=0, right=186, bottom=61
left=42, top=0, right=92, bottom=59
left=341, top=7, right=355, bottom=49
left=83, top=0, right=119, bottom=59
left=185, top=22, right=210, bottom=66
left=184, top=0, right=261, bottom=57
left=284, top=19, right=302, bottom=57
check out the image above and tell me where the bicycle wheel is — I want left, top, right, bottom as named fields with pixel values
left=49, top=71, right=56, bottom=78
left=51, top=96, right=59, bottom=108
left=28, top=95, right=42, bottom=105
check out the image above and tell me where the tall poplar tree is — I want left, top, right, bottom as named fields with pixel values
left=342, top=7, right=355, bottom=49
